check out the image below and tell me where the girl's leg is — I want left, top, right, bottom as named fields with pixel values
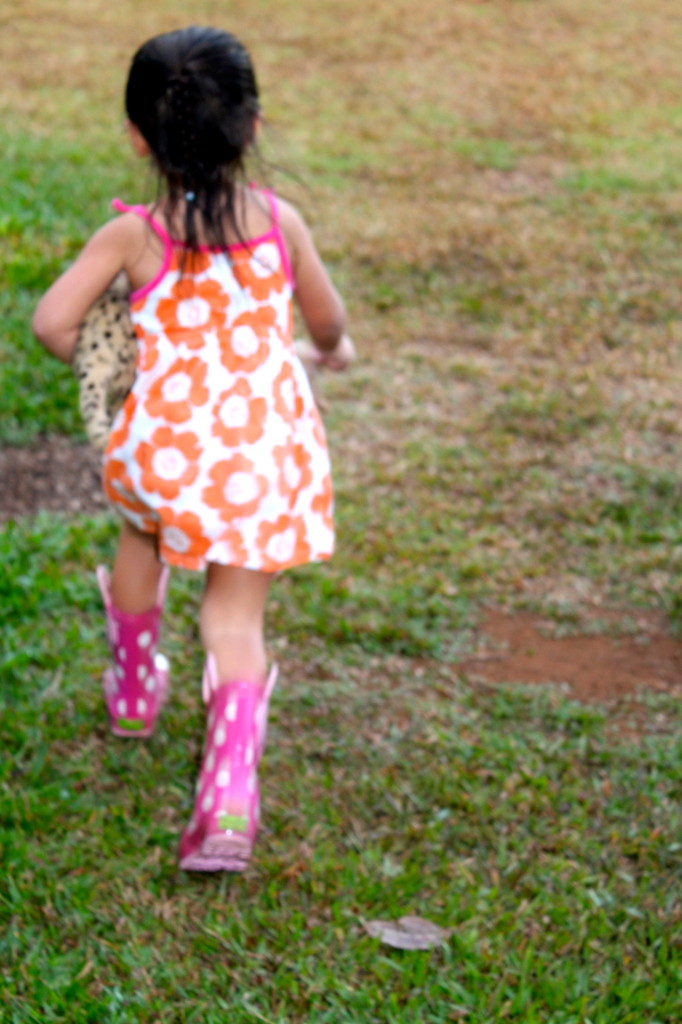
left=111, top=520, right=165, bottom=614
left=98, top=520, right=170, bottom=737
left=199, top=563, right=273, bottom=684
left=179, top=564, right=277, bottom=872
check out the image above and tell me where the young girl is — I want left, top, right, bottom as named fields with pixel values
left=33, top=25, right=355, bottom=872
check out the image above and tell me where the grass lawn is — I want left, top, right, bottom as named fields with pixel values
left=2, top=0, right=682, bottom=1020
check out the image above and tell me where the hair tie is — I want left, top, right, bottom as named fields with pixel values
left=185, top=191, right=196, bottom=202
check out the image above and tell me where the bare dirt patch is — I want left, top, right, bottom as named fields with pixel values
left=0, top=438, right=108, bottom=522
left=459, top=607, right=682, bottom=736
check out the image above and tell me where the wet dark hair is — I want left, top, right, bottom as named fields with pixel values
left=125, top=26, right=260, bottom=253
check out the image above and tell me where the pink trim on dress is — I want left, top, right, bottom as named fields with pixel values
left=111, top=199, right=175, bottom=303
left=262, top=190, right=295, bottom=287
left=111, top=188, right=295, bottom=296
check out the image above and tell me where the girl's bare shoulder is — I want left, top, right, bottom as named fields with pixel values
left=273, top=195, right=307, bottom=233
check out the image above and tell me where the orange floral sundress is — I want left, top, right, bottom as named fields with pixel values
left=103, top=194, right=334, bottom=572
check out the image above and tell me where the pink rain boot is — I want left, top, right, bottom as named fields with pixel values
left=179, top=655, right=278, bottom=872
left=97, top=565, right=171, bottom=738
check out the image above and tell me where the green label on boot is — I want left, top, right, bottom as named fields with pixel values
left=218, top=812, right=248, bottom=833
left=117, top=717, right=145, bottom=732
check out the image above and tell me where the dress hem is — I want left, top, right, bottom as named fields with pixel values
left=157, top=549, right=334, bottom=573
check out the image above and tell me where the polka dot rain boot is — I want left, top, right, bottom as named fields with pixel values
left=179, top=655, right=278, bottom=872
left=97, top=565, right=171, bottom=738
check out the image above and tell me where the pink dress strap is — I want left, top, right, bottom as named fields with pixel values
left=111, top=198, right=174, bottom=302
left=258, top=189, right=294, bottom=287
left=111, top=192, right=295, bottom=292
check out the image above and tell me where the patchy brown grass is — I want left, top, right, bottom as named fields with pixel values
left=5, top=0, right=682, bottom=722
left=5, top=8, right=682, bottom=1021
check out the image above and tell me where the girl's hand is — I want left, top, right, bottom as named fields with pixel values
left=320, top=333, right=356, bottom=371
left=295, top=334, right=356, bottom=373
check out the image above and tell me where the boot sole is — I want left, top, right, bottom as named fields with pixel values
left=179, top=833, right=252, bottom=873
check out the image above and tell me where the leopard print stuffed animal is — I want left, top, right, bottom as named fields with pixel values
left=72, top=272, right=137, bottom=452
left=73, top=273, right=324, bottom=452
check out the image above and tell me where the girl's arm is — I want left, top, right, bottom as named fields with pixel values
left=278, top=200, right=355, bottom=369
left=32, top=217, right=135, bottom=364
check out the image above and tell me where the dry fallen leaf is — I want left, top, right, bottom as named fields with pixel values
left=362, top=915, right=452, bottom=950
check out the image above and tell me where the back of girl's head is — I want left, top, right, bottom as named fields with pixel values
left=125, top=26, right=260, bottom=250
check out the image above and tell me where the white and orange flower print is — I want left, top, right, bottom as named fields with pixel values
left=134, top=325, right=160, bottom=373
left=218, top=307, right=276, bottom=374
left=107, top=392, right=137, bottom=453
left=134, top=425, right=202, bottom=501
left=231, top=242, right=285, bottom=301
left=256, top=515, right=311, bottom=571
left=272, top=363, right=304, bottom=424
left=309, top=405, right=328, bottom=450
left=312, top=473, right=334, bottom=533
left=213, top=523, right=249, bottom=566
left=211, top=378, right=267, bottom=447
left=103, top=457, right=156, bottom=530
left=202, top=454, right=269, bottom=521
left=103, top=457, right=136, bottom=509
left=143, top=356, right=210, bottom=424
left=155, top=276, right=230, bottom=347
left=155, top=507, right=212, bottom=561
left=273, top=439, right=313, bottom=502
